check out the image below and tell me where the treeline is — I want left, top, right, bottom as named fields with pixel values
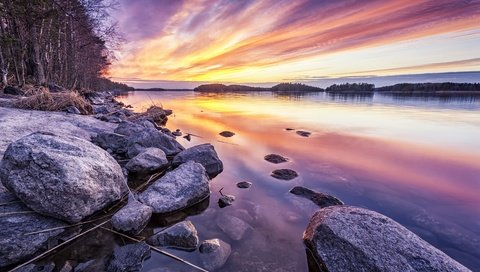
left=194, top=83, right=322, bottom=92
left=0, top=0, right=123, bottom=91
left=375, top=82, right=480, bottom=93
left=326, top=83, right=375, bottom=93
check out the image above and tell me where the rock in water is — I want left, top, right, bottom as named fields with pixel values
left=127, top=127, right=184, bottom=157
left=125, top=148, right=169, bottom=174
left=0, top=132, right=126, bottom=223
left=146, top=220, right=199, bottom=251
left=219, top=131, right=235, bottom=137
left=303, top=206, right=470, bottom=272
left=139, top=161, right=210, bottom=214
left=172, top=143, right=223, bottom=178
left=112, top=199, right=153, bottom=235
left=264, top=154, right=289, bottom=164
left=296, top=130, right=311, bottom=137
left=106, top=242, right=151, bottom=272
left=218, top=195, right=235, bottom=208
left=199, top=239, right=231, bottom=271
left=289, top=186, right=343, bottom=208
left=216, top=214, right=251, bottom=241
left=271, top=169, right=298, bottom=180
left=236, top=181, right=252, bottom=189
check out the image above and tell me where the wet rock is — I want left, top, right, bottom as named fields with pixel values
left=172, top=129, right=182, bottom=137
left=106, top=242, right=151, bottom=272
left=218, top=195, right=235, bottom=208
left=216, top=214, right=251, bottom=241
left=296, top=130, right=311, bottom=137
left=139, top=161, right=210, bottom=214
left=125, top=148, right=169, bottom=174
left=127, top=126, right=184, bottom=157
left=289, top=186, right=343, bottom=208
left=92, top=132, right=128, bottom=156
left=172, top=143, right=223, bottom=178
left=183, top=134, right=192, bottom=141
left=304, top=206, right=469, bottom=272
left=0, top=132, right=126, bottom=223
left=66, top=106, right=81, bottom=114
left=146, top=220, right=199, bottom=251
left=16, top=262, right=55, bottom=272
left=236, top=181, right=252, bottom=189
left=219, top=131, right=235, bottom=137
left=199, top=239, right=231, bottom=271
left=271, top=169, right=298, bottom=180
left=112, top=199, right=153, bottom=235
left=4, top=86, right=23, bottom=95
left=264, top=154, right=289, bottom=164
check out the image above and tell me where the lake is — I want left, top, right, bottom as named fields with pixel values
left=116, top=91, right=480, bottom=271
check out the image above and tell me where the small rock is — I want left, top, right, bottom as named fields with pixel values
left=125, top=148, right=169, bottom=174
left=172, top=129, right=182, bottom=137
left=216, top=214, right=251, bottom=241
left=264, top=154, right=289, bottom=164
left=106, top=242, right=151, bottom=272
left=271, top=169, right=298, bottom=180
left=58, top=261, right=74, bottom=272
left=236, top=181, right=252, bottom=189
left=112, top=199, right=153, bottom=235
left=296, top=130, right=311, bottom=137
left=146, top=220, right=199, bottom=251
left=285, top=128, right=295, bottom=131
left=139, top=161, right=210, bottom=214
left=47, top=83, right=67, bottom=93
left=199, top=239, right=231, bottom=271
left=172, top=143, right=223, bottom=178
left=219, top=131, right=235, bottom=137
left=289, top=186, right=343, bottom=208
left=218, top=195, right=235, bottom=208
left=183, top=134, right=192, bottom=141
left=74, top=260, right=96, bottom=272
left=66, top=106, right=81, bottom=114
left=92, top=105, right=109, bottom=114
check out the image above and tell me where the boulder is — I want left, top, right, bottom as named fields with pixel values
left=303, top=206, right=469, bottom=272
left=289, top=186, right=343, bottom=208
left=127, top=127, right=184, bottom=157
left=139, top=161, right=210, bottom=214
left=125, top=148, right=169, bottom=174
left=271, top=169, right=298, bottom=180
left=106, top=242, right=151, bottom=272
left=216, top=214, right=251, bottom=241
left=146, top=220, right=199, bottom=251
left=114, top=120, right=155, bottom=137
left=264, top=154, right=289, bottom=164
left=172, top=143, right=223, bottom=178
left=199, top=239, right=231, bottom=271
left=91, top=132, right=128, bottom=155
left=111, top=199, right=153, bottom=235
left=0, top=132, right=126, bottom=223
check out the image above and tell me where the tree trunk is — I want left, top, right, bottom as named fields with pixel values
left=30, top=24, right=46, bottom=85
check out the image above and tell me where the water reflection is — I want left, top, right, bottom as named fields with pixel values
left=117, top=91, right=480, bottom=271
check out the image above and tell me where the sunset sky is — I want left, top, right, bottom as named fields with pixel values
left=110, top=0, right=480, bottom=88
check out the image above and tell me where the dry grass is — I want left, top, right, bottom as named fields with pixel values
left=14, top=91, right=93, bottom=115
left=128, top=105, right=169, bottom=125
left=22, top=85, right=50, bottom=97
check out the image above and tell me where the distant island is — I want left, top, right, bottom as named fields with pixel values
left=192, top=82, right=480, bottom=95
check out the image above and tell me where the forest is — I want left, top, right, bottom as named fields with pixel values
left=0, top=0, right=129, bottom=91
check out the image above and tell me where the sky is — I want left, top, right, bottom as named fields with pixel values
left=109, top=0, right=480, bottom=88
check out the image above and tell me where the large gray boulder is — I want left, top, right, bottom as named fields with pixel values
left=126, top=126, right=184, bottom=157
left=125, top=148, right=169, bottom=174
left=199, top=239, right=231, bottom=271
left=172, top=143, right=223, bottom=178
left=111, top=199, right=153, bottom=235
left=147, top=220, right=199, bottom=251
left=139, top=161, right=210, bottom=214
left=303, top=206, right=470, bottom=272
left=0, top=132, right=126, bottom=223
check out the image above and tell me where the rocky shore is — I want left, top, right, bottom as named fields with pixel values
left=0, top=90, right=471, bottom=271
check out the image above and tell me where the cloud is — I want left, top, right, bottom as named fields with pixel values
left=110, top=0, right=480, bottom=85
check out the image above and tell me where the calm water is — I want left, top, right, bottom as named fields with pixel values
left=116, top=91, right=480, bottom=271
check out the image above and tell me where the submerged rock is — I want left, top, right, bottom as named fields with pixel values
left=139, top=161, right=210, bottom=214
left=146, top=220, right=199, bottom=251
left=199, top=239, right=231, bottom=271
left=106, top=242, right=151, bottom=272
left=125, top=148, right=169, bottom=174
left=218, top=195, right=235, bottom=208
left=289, top=186, right=343, bottom=208
left=0, top=132, right=126, bottom=223
left=303, top=206, right=469, bottom=272
left=216, top=214, right=251, bottom=241
left=271, top=169, right=298, bottom=180
left=219, top=131, right=235, bottom=137
left=236, top=181, right=252, bottom=189
left=264, top=154, right=289, bottom=164
left=112, top=199, right=153, bottom=235
left=296, top=130, right=311, bottom=137
left=172, top=143, right=223, bottom=178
